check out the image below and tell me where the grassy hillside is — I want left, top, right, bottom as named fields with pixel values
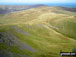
left=0, top=6, right=76, bottom=57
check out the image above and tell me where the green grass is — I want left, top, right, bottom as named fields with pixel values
left=0, top=6, right=76, bottom=57
left=7, top=24, right=76, bottom=57
left=50, top=18, right=76, bottom=40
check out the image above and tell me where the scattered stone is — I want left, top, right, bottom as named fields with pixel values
left=11, top=26, right=32, bottom=36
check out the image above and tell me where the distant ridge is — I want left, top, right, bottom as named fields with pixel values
left=0, top=4, right=76, bottom=14
left=0, top=4, right=46, bottom=14
left=55, top=6, right=76, bottom=12
left=29, top=4, right=47, bottom=8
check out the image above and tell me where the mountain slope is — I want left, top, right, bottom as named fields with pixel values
left=0, top=6, right=76, bottom=57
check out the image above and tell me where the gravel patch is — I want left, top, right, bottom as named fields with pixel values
left=11, top=26, right=32, bottom=36
left=0, top=32, right=35, bottom=52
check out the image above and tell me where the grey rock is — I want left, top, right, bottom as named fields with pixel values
left=11, top=26, right=32, bottom=36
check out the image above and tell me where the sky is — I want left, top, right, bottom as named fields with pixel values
left=0, top=0, right=76, bottom=5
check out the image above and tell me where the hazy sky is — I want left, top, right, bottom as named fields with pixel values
left=0, top=0, right=76, bottom=4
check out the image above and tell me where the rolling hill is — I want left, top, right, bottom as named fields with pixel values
left=0, top=6, right=76, bottom=57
